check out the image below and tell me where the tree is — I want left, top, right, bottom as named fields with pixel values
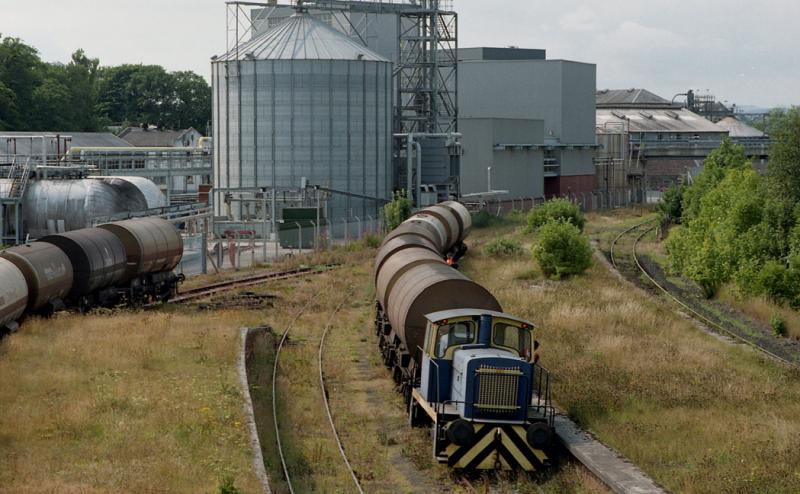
left=526, top=198, right=586, bottom=232
left=657, top=184, right=683, bottom=224
left=0, top=35, right=43, bottom=129
left=171, top=71, right=211, bottom=131
left=532, top=220, right=592, bottom=279
left=383, top=191, right=412, bottom=230
left=681, top=138, right=749, bottom=223
left=766, top=107, right=800, bottom=205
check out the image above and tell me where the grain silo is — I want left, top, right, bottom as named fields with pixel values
left=212, top=11, right=393, bottom=233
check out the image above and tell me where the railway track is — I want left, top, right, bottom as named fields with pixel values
left=165, top=264, right=339, bottom=305
left=610, top=218, right=798, bottom=368
left=318, top=289, right=364, bottom=494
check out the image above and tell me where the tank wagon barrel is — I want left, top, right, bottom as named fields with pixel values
left=0, top=216, right=185, bottom=331
left=0, top=243, right=73, bottom=313
left=0, top=258, right=29, bottom=331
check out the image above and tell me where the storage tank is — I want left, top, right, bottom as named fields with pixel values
left=39, top=229, right=128, bottom=299
left=0, top=258, right=28, bottom=329
left=0, top=243, right=73, bottom=312
left=212, top=12, right=393, bottom=227
left=98, top=218, right=183, bottom=281
left=0, top=177, right=167, bottom=239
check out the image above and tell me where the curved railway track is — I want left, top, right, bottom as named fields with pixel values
left=272, top=304, right=309, bottom=494
left=610, top=218, right=797, bottom=368
left=318, top=289, right=364, bottom=494
left=165, top=264, right=339, bottom=305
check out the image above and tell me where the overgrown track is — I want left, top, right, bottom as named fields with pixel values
left=318, top=289, right=364, bottom=494
left=611, top=219, right=798, bottom=368
left=164, top=265, right=339, bottom=305
left=272, top=304, right=309, bottom=494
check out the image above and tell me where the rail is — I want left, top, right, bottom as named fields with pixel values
left=318, top=289, right=364, bottom=494
left=160, top=264, right=339, bottom=305
left=629, top=225, right=797, bottom=368
left=610, top=220, right=798, bottom=368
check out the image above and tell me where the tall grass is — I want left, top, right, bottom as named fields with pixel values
left=462, top=212, right=800, bottom=493
left=0, top=310, right=263, bottom=492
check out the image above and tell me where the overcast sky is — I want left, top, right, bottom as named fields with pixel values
left=2, top=0, right=798, bottom=108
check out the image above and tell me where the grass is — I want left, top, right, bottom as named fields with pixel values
left=0, top=310, right=263, bottom=493
left=462, top=210, right=800, bottom=493
left=717, top=284, right=800, bottom=340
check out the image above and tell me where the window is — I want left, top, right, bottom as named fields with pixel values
left=493, top=323, right=532, bottom=360
left=434, top=321, right=476, bottom=358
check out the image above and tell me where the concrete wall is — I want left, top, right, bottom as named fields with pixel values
left=458, top=59, right=596, bottom=146
left=460, top=118, right=544, bottom=199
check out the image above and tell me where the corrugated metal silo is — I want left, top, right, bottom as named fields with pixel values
left=212, top=12, right=393, bottom=228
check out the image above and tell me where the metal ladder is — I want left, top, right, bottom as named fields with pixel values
left=0, top=157, right=30, bottom=245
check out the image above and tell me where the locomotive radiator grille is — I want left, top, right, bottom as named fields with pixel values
left=475, top=365, right=522, bottom=412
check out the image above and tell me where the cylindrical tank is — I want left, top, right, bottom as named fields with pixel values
left=374, top=234, right=439, bottom=281
left=376, top=247, right=445, bottom=308
left=381, top=219, right=446, bottom=253
left=386, top=263, right=503, bottom=355
left=0, top=243, right=73, bottom=312
left=98, top=218, right=183, bottom=281
left=418, top=205, right=461, bottom=250
left=212, top=12, right=393, bottom=225
left=440, top=201, right=472, bottom=243
left=39, top=229, right=128, bottom=298
left=0, top=177, right=167, bottom=239
left=0, top=258, right=28, bottom=328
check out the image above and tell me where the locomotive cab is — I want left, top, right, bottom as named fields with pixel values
left=411, top=309, right=555, bottom=470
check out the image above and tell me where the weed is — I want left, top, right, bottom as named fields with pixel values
left=218, top=476, right=243, bottom=494
left=771, top=313, right=787, bottom=337
left=483, top=238, right=523, bottom=256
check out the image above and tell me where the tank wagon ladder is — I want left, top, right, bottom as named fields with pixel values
left=1, top=157, right=31, bottom=245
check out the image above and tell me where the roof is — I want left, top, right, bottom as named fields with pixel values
left=424, top=309, right=536, bottom=328
left=118, top=127, right=197, bottom=147
left=459, top=47, right=546, bottom=61
left=214, top=12, right=388, bottom=62
left=0, top=132, right=130, bottom=156
left=597, top=88, right=675, bottom=108
left=714, top=116, right=766, bottom=138
left=596, top=108, right=727, bottom=133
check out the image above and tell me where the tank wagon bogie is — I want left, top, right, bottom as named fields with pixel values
left=0, top=217, right=184, bottom=331
left=374, top=201, right=555, bottom=471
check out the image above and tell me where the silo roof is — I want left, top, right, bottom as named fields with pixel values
left=214, top=12, right=388, bottom=62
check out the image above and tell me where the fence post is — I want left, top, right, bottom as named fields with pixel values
left=366, top=215, right=373, bottom=234
left=355, top=216, right=362, bottom=239
left=310, top=220, right=317, bottom=250
left=343, top=218, right=349, bottom=244
left=295, top=222, right=302, bottom=253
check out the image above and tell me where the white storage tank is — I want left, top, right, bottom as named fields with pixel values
left=212, top=11, right=393, bottom=226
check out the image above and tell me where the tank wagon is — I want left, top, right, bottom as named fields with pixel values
left=375, top=201, right=555, bottom=470
left=0, top=217, right=183, bottom=331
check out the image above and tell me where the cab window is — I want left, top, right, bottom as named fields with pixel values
left=493, top=323, right=532, bottom=360
left=434, top=321, right=476, bottom=358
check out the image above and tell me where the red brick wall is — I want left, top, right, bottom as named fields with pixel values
left=544, top=175, right=597, bottom=198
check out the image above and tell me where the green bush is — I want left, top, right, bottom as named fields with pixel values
left=658, top=184, right=683, bottom=224
left=527, top=198, right=586, bottom=232
left=218, top=477, right=243, bottom=494
left=383, top=191, right=412, bottom=231
left=532, top=220, right=593, bottom=279
left=484, top=238, right=523, bottom=257
left=472, top=210, right=497, bottom=229
left=771, top=313, right=787, bottom=337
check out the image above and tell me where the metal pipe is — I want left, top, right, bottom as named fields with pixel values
left=414, top=140, right=422, bottom=206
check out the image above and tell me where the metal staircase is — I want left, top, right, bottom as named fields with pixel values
left=1, top=157, right=31, bottom=245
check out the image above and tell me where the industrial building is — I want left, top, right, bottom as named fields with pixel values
left=596, top=89, right=729, bottom=194
left=457, top=48, right=597, bottom=201
left=119, top=127, right=205, bottom=148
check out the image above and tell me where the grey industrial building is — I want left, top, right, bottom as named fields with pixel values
left=596, top=88, right=727, bottom=191
left=457, top=48, right=597, bottom=200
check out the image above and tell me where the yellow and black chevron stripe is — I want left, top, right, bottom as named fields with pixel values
left=445, top=423, right=549, bottom=470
